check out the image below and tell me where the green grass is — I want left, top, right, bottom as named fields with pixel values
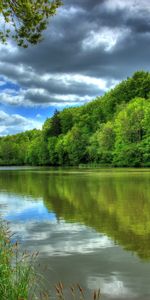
left=0, top=220, right=37, bottom=300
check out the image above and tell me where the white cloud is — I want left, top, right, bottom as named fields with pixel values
left=62, top=74, right=108, bottom=90
left=104, top=0, right=150, bottom=14
left=104, top=0, right=132, bottom=11
left=82, top=27, right=130, bottom=52
left=0, top=110, right=42, bottom=135
left=0, top=67, right=119, bottom=106
left=0, top=80, right=6, bottom=86
left=0, top=90, right=25, bottom=105
left=0, top=110, right=8, bottom=120
left=0, top=34, right=18, bottom=55
left=52, top=93, right=92, bottom=103
left=36, top=113, right=41, bottom=118
left=0, top=125, right=8, bottom=134
left=0, top=0, right=147, bottom=121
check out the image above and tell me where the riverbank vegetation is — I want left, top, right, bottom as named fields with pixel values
left=0, top=220, right=36, bottom=300
left=0, top=71, right=150, bottom=167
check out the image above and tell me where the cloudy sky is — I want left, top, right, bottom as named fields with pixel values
left=0, top=0, right=150, bottom=135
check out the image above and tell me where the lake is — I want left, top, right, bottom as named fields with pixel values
left=0, top=167, right=150, bottom=299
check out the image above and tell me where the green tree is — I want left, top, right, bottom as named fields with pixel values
left=0, top=140, right=19, bottom=165
left=47, top=136, right=58, bottom=165
left=43, top=110, right=61, bottom=140
left=88, top=131, right=100, bottom=163
left=98, top=121, right=115, bottom=163
left=60, top=108, right=74, bottom=134
left=101, top=71, right=150, bottom=120
left=51, top=109, right=61, bottom=136
left=88, top=121, right=115, bottom=164
left=113, top=98, right=147, bottom=166
left=64, top=126, right=89, bottom=165
left=1, top=71, right=150, bottom=168
left=55, top=135, right=68, bottom=165
left=26, top=137, right=41, bottom=165
left=0, top=0, right=62, bottom=47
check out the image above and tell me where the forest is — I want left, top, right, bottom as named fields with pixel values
left=1, top=70, right=150, bottom=167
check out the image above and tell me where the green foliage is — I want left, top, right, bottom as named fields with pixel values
left=55, top=135, right=68, bottom=165
left=113, top=98, right=150, bottom=166
left=59, top=108, right=74, bottom=134
left=43, top=109, right=61, bottom=140
left=1, top=71, right=150, bottom=167
left=88, top=121, right=115, bottom=163
left=63, top=126, right=89, bottom=165
left=101, top=70, right=150, bottom=119
left=48, top=136, right=58, bottom=165
left=0, top=0, right=62, bottom=47
left=0, top=220, right=36, bottom=300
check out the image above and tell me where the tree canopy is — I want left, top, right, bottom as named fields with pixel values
left=0, top=0, right=62, bottom=47
left=1, top=71, right=150, bottom=167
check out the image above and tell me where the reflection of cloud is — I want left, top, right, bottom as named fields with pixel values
left=26, top=220, right=112, bottom=256
left=0, top=191, right=114, bottom=256
left=0, top=192, right=42, bottom=215
left=0, top=192, right=56, bottom=222
left=87, top=275, right=135, bottom=298
left=9, top=220, right=114, bottom=256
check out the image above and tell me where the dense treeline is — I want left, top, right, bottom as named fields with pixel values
left=1, top=71, right=150, bottom=167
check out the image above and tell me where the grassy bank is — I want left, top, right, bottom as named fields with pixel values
left=0, top=220, right=37, bottom=300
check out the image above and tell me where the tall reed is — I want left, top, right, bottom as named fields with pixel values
left=0, top=220, right=37, bottom=300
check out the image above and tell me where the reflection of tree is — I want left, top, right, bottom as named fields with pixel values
left=1, top=170, right=150, bottom=259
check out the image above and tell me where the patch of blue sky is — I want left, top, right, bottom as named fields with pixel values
left=0, top=102, right=55, bottom=121
left=0, top=77, right=79, bottom=122
left=13, top=105, right=56, bottom=120
left=0, top=77, right=20, bottom=92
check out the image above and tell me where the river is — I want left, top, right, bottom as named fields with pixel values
left=0, top=167, right=150, bottom=299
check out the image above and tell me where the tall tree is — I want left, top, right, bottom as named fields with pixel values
left=43, top=109, right=61, bottom=139
left=0, top=0, right=62, bottom=47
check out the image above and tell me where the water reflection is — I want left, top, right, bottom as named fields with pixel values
left=0, top=192, right=54, bottom=222
left=0, top=168, right=150, bottom=299
left=88, top=275, right=133, bottom=298
left=0, top=191, right=113, bottom=256
left=0, top=169, right=150, bottom=260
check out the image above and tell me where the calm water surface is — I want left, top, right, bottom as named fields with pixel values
left=0, top=167, right=150, bottom=299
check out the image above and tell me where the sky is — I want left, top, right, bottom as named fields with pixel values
left=0, top=0, right=150, bottom=135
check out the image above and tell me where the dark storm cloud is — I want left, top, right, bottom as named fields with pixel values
left=0, top=0, right=150, bottom=106
left=126, top=16, right=150, bottom=34
left=24, top=82, right=101, bottom=98
left=0, top=62, right=101, bottom=96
